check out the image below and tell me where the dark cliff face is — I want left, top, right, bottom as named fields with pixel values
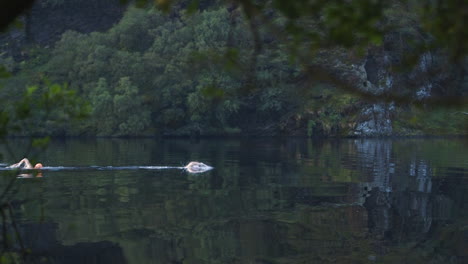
left=309, top=26, right=467, bottom=137
left=1, top=0, right=125, bottom=57
left=358, top=30, right=467, bottom=136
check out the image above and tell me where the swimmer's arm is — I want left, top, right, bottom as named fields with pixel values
left=7, top=158, right=32, bottom=169
left=22, top=158, right=33, bottom=169
left=6, top=163, right=19, bottom=168
left=7, top=160, right=23, bottom=168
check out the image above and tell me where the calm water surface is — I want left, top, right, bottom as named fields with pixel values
left=0, top=138, right=467, bottom=263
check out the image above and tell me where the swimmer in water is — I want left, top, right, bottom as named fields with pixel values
left=184, top=161, right=213, bottom=173
left=4, top=159, right=211, bottom=174
left=7, top=158, right=43, bottom=170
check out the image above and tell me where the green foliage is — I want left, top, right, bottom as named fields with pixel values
left=89, top=78, right=115, bottom=135
left=394, top=106, right=468, bottom=136
left=0, top=80, right=89, bottom=137
left=307, top=120, right=315, bottom=137
left=113, top=77, right=151, bottom=135
left=37, top=7, right=260, bottom=135
left=0, top=65, right=12, bottom=78
left=88, top=77, right=151, bottom=136
left=136, top=0, right=468, bottom=57
left=32, top=136, right=50, bottom=148
left=414, top=0, right=468, bottom=60
left=0, top=1, right=465, bottom=137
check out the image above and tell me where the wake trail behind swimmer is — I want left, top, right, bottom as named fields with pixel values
left=0, top=160, right=213, bottom=174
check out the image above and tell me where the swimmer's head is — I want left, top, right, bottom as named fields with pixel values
left=34, top=163, right=43, bottom=169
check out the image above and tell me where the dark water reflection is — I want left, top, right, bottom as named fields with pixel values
left=0, top=138, right=467, bottom=263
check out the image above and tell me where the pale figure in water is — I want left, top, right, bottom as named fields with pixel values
left=8, top=158, right=43, bottom=169
left=184, top=161, right=213, bottom=173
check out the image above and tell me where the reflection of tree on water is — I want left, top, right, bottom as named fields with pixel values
left=0, top=171, right=128, bottom=264
left=352, top=139, right=466, bottom=260
left=20, top=222, right=126, bottom=264
left=393, top=159, right=434, bottom=237
left=353, top=139, right=436, bottom=239
left=0, top=139, right=465, bottom=263
left=352, top=140, right=394, bottom=240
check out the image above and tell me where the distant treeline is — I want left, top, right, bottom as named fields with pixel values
left=0, top=4, right=466, bottom=137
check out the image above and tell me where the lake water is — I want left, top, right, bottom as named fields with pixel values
left=0, top=138, right=467, bottom=263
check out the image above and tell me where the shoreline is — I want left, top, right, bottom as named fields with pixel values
left=4, top=134, right=467, bottom=140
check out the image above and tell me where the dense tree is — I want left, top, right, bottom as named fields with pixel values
left=89, top=78, right=114, bottom=135
left=0, top=1, right=466, bottom=136
left=113, top=77, right=151, bottom=135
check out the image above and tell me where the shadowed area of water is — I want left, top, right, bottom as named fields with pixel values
left=0, top=138, right=467, bottom=263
